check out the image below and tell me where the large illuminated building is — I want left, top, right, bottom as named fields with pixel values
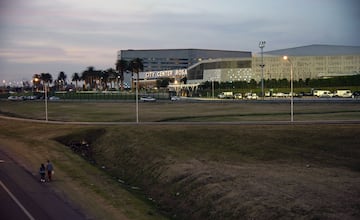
left=117, top=45, right=360, bottom=88
left=188, top=45, right=360, bottom=84
left=253, top=44, right=360, bottom=81
left=118, top=49, right=251, bottom=72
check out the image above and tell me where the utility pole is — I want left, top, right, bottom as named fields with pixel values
left=259, top=41, right=266, bottom=100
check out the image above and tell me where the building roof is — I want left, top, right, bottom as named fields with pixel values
left=263, top=44, right=360, bottom=56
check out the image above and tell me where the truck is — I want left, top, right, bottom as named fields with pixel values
left=218, top=92, right=234, bottom=99
left=334, top=90, right=352, bottom=98
left=313, top=90, right=333, bottom=98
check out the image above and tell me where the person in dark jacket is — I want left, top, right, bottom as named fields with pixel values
left=39, top=164, right=46, bottom=182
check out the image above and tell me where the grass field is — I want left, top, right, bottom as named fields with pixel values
left=0, top=100, right=360, bottom=219
left=1, top=100, right=360, bottom=122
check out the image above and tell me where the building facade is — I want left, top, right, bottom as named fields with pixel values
left=187, top=58, right=253, bottom=84
left=187, top=45, right=360, bottom=84
left=119, top=45, right=360, bottom=88
left=252, top=45, right=360, bottom=81
left=118, top=49, right=251, bottom=72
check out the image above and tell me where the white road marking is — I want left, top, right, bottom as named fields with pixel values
left=0, top=180, right=35, bottom=220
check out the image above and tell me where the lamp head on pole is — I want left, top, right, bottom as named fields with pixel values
left=259, top=41, right=266, bottom=49
left=283, top=55, right=293, bottom=64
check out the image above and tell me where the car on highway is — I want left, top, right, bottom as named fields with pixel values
left=170, top=96, right=181, bottom=101
left=140, top=96, right=156, bottom=102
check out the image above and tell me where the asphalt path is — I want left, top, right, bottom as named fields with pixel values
left=0, top=150, right=86, bottom=220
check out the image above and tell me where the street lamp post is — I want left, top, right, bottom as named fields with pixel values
left=212, top=79, right=214, bottom=99
left=283, top=56, right=294, bottom=122
left=135, top=74, right=139, bottom=123
left=44, top=81, right=48, bottom=122
left=210, top=76, right=219, bottom=99
left=259, top=41, right=266, bottom=100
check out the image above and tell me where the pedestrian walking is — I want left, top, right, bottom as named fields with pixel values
left=46, top=160, right=54, bottom=181
left=39, top=164, right=46, bottom=182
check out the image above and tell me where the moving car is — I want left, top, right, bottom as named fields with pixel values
left=140, top=96, right=156, bottom=102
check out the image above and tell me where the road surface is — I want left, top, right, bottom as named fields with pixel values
left=0, top=150, right=86, bottom=220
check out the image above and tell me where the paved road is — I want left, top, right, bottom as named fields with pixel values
left=0, top=150, right=86, bottom=220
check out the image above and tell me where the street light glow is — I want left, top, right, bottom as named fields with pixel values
left=283, top=55, right=294, bottom=122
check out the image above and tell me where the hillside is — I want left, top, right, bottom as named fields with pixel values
left=57, top=124, right=360, bottom=220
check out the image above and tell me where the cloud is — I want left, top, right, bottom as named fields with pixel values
left=1, top=0, right=359, bottom=83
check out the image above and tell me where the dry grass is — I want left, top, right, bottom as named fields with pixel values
left=1, top=100, right=360, bottom=219
left=60, top=124, right=360, bottom=219
left=0, top=120, right=168, bottom=220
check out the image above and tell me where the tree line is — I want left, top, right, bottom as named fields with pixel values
left=31, top=58, right=144, bottom=91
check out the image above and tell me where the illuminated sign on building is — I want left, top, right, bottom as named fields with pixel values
left=140, top=69, right=187, bottom=79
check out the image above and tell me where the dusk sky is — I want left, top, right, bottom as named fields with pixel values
left=1, top=0, right=359, bottom=84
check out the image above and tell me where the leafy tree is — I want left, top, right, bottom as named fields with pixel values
left=180, top=76, right=187, bottom=84
left=156, top=78, right=171, bottom=88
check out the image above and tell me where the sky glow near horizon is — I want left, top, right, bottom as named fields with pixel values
left=0, top=0, right=359, bottom=83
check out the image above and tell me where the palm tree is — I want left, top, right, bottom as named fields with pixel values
left=116, top=59, right=128, bottom=91
left=129, top=58, right=144, bottom=92
left=40, top=73, right=53, bottom=84
left=72, top=72, right=80, bottom=91
left=32, top=74, right=41, bottom=92
left=40, top=73, right=53, bottom=96
left=81, top=66, right=101, bottom=90
left=57, top=71, right=67, bottom=91
left=100, top=70, right=110, bottom=90
left=105, top=68, right=117, bottom=89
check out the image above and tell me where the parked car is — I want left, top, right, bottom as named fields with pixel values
left=245, top=93, right=258, bottom=100
left=24, top=95, right=37, bottom=100
left=234, top=93, right=242, bottom=99
left=49, top=96, right=60, bottom=101
left=8, top=96, right=24, bottom=101
left=140, top=96, right=156, bottom=102
left=352, top=91, right=360, bottom=98
left=318, top=91, right=333, bottom=98
left=170, top=96, right=181, bottom=101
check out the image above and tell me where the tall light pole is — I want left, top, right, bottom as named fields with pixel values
left=212, top=79, right=214, bottom=99
left=44, top=81, right=48, bottom=122
left=283, top=56, right=294, bottom=122
left=259, top=41, right=266, bottom=100
left=135, top=74, right=139, bottom=123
